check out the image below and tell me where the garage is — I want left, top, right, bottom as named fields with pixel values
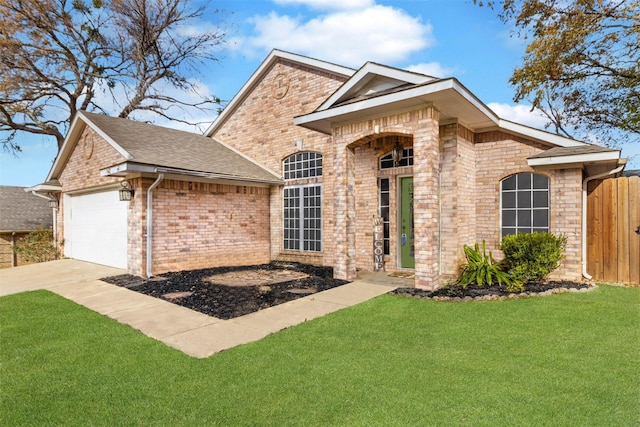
left=64, top=189, right=128, bottom=269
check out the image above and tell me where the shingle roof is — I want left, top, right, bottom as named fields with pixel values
left=0, top=186, right=53, bottom=232
left=528, top=145, right=618, bottom=159
left=81, top=111, right=281, bottom=183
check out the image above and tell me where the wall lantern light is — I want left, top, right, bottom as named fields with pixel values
left=119, top=180, right=134, bottom=201
left=391, top=138, right=404, bottom=167
left=48, top=198, right=58, bottom=209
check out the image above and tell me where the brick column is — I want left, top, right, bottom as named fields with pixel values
left=333, top=140, right=357, bottom=280
left=413, top=107, right=441, bottom=289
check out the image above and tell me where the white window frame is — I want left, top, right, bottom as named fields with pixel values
left=500, top=172, right=550, bottom=239
left=283, top=184, right=322, bottom=252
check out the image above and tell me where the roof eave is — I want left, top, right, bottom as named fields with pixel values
left=101, top=162, right=283, bottom=186
left=294, top=78, right=500, bottom=134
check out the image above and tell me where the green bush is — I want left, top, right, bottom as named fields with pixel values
left=501, top=232, right=567, bottom=282
left=13, top=227, right=58, bottom=263
left=458, top=241, right=520, bottom=291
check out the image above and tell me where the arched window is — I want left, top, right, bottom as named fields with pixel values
left=282, top=152, right=322, bottom=252
left=283, top=151, right=322, bottom=180
left=500, top=173, right=550, bottom=238
left=379, top=148, right=413, bottom=169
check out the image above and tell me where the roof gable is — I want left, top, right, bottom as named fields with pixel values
left=317, top=62, right=435, bottom=111
left=205, top=49, right=356, bottom=137
left=48, top=111, right=281, bottom=185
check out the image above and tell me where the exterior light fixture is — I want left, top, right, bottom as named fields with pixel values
left=391, top=138, right=404, bottom=167
left=48, top=198, right=58, bottom=209
left=119, top=180, right=134, bottom=201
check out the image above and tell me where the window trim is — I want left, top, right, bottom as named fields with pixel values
left=500, top=172, right=550, bottom=239
left=283, top=151, right=323, bottom=181
left=283, top=183, right=323, bottom=252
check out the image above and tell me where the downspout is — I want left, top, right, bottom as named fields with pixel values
left=146, top=173, right=164, bottom=278
left=581, top=165, right=624, bottom=280
left=31, top=191, right=57, bottom=255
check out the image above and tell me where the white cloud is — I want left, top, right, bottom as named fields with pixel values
left=274, top=0, right=374, bottom=10
left=405, top=62, right=456, bottom=78
left=237, top=5, right=433, bottom=67
left=487, top=102, right=549, bottom=130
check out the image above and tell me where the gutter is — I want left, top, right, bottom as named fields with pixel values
left=581, top=165, right=624, bottom=280
left=146, top=173, right=165, bottom=277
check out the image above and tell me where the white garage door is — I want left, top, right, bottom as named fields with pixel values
left=64, top=190, right=128, bottom=268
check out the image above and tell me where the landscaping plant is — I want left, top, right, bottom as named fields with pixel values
left=458, top=240, right=520, bottom=291
left=13, top=227, right=57, bottom=263
left=501, top=232, right=567, bottom=282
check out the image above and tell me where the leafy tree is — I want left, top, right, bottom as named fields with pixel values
left=476, top=0, right=640, bottom=145
left=0, top=0, right=226, bottom=152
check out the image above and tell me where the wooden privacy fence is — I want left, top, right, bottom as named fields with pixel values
left=587, top=176, right=640, bottom=285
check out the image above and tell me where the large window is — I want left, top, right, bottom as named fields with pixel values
left=501, top=173, right=550, bottom=237
left=283, top=152, right=322, bottom=252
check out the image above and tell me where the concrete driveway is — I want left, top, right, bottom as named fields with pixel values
left=0, top=259, right=127, bottom=297
left=0, top=259, right=397, bottom=358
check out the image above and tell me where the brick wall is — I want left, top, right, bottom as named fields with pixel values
left=149, top=181, right=271, bottom=274
left=472, top=133, right=583, bottom=281
left=212, top=58, right=348, bottom=266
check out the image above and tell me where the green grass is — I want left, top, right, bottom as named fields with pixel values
left=1, top=286, right=639, bottom=426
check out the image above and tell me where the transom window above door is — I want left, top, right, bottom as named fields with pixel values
left=380, top=148, right=413, bottom=169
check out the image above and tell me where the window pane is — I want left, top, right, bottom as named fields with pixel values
left=517, top=227, right=532, bottom=234
left=502, top=192, right=516, bottom=208
left=380, top=178, right=389, bottom=191
left=517, top=191, right=532, bottom=208
left=518, top=173, right=532, bottom=189
left=502, top=227, right=516, bottom=237
left=518, top=210, right=532, bottom=226
left=533, top=191, right=548, bottom=208
left=502, top=175, right=517, bottom=191
left=533, top=210, right=549, bottom=227
left=533, top=174, right=549, bottom=189
left=503, top=210, right=516, bottom=226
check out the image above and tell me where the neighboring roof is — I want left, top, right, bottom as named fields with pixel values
left=48, top=111, right=282, bottom=185
left=623, top=170, right=640, bottom=177
left=0, top=186, right=53, bottom=232
left=205, top=49, right=356, bottom=137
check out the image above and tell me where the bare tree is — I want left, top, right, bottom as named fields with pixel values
left=0, top=0, right=226, bottom=151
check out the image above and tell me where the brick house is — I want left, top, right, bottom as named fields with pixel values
left=30, top=50, right=626, bottom=288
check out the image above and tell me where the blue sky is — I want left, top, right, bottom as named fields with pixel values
left=1, top=0, right=637, bottom=186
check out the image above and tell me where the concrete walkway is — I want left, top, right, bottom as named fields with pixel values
left=0, top=260, right=400, bottom=358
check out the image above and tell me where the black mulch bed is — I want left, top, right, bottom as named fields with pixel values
left=392, top=280, right=593, bottom=300
left=102, top=262, right=349, bottom=320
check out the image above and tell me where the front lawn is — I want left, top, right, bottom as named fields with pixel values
left=1, top=286, right=638, bottom=426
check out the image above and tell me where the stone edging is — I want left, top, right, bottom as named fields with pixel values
left=427, top=284, right=598, bottom=302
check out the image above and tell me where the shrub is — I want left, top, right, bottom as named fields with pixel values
left=13, top=227, right=58, bottom=263
left=458, top=241, right=521, bottom=291
left=501, top=232, right=567, bottom=282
